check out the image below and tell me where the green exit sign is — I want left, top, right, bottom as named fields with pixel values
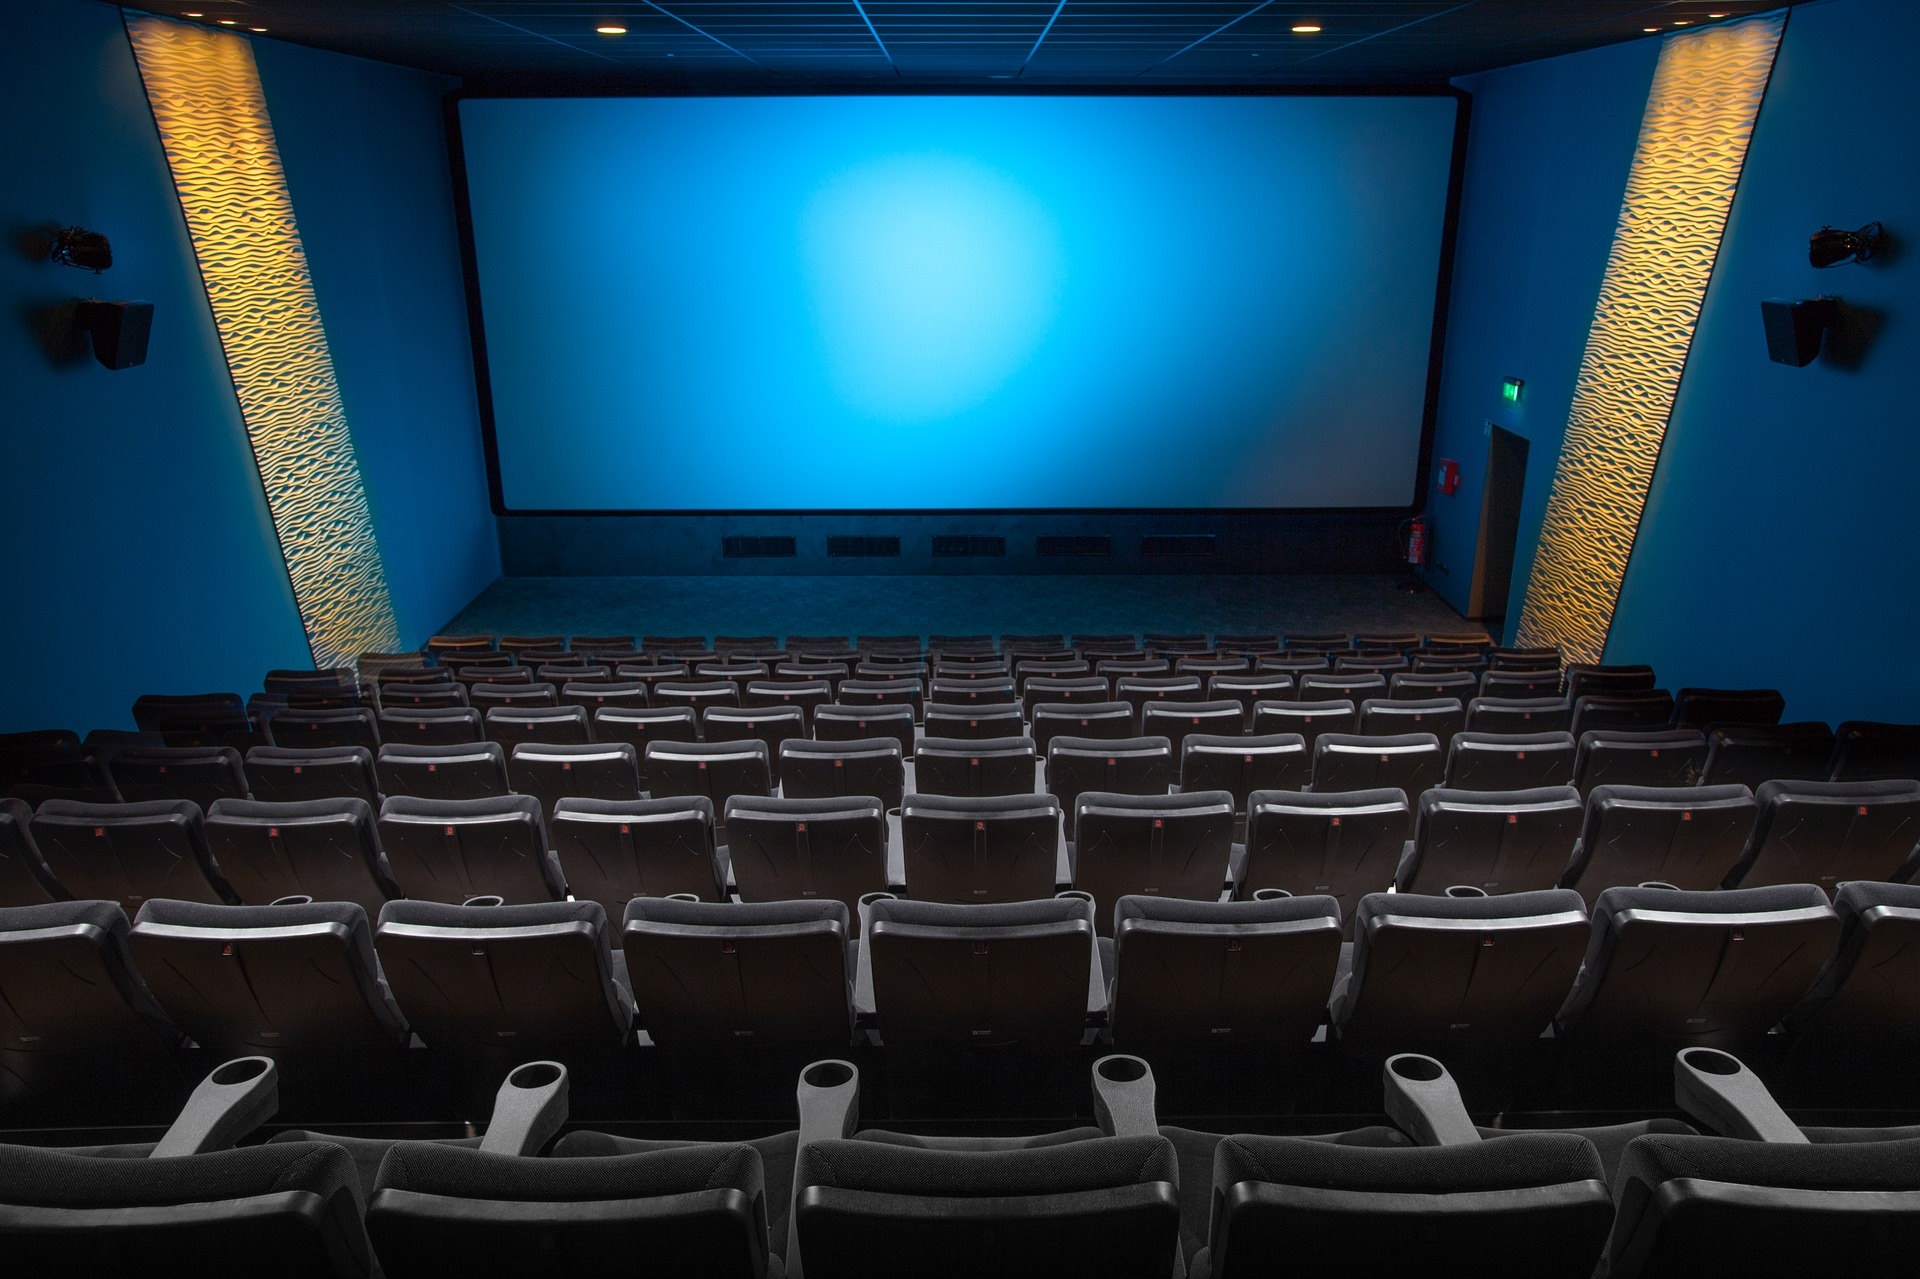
left=1501, top=377, right=1525, bottom=403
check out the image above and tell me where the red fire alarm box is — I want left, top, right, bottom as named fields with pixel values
left=1436, top=458, right=1460, bottom=496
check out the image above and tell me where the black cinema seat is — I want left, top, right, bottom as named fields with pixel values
left=653, top=679, right=744, bottom=715
left=1670, top=686, right=1786, bottom=729
left=375, top=705, right=483, bottom=746
left=1310, top=732, right=1443, bottom=796
left=31, top=797, right=236, bottom=907
left=646, top=739, right=775, bottom=847
left=781, top=737, right=905, bottom=810
left=0, top=798, right=58, bottom=906
left=1114, top=675, right=1206, bottom=724
left=375, top=740, right=510, bottom=801
left=899, top=791, right=1062, bottom=904
left=1571, top=728, right=1707, bottom=790
left=558, top=679, right=649, bottom=713
left=1140, top=699, right=1244, bottom=759
left=1388, top=670, right=1480, bottom=700
left=467, top=680, right=556, bottom=710
left=1029, top=699, right=1132, bottom=754
left=1072, top=790, right=1236, bottom=933
left=267, top=706, right=379, bottom=751
left=1177, top=733, right=1310, bottom=841
left=913, top=735, right=1037, bottom=798
left=1700, top=721, right=1837, bottom=788
left=743, top=677, right=834, bottom=726
left=1205, top=674, right=1293, bottom=724
left=1104, top=893, right=1339, bottom=1058
left=482, top=704, right=590, bottom=750
left=377, top=681, right=467, bottom=712
left=1022, top=677, right=1115, bottom=718
left=244, top=744, right=378, bottom=805
left=858, top=895, right=1101, bottom=1053
left=1359, top=696, right=1466, bottom=748
left=1722, top=778, right=1920, bottom=893
left=376, top=794, right=566, bottom=904
left=1332, top=889, right=1589, bottom=1087
left=703, top=705, right=808, bottom=782
left=1826, top=720, right=1920, bottom=782
left=132, top=692, right=259, bottom=751
left=550, top=796, right=724, bottom=911
left=507, top=740, right=642, bottom=815
left=0, top=728, right=110, bottom=805
left=128, top=899, right=409, bottom=1103
left=1298, top=672, right=1388, bottom=703
left=1463, top=695, right=1573, bottom=734
left=1569, top=690, right=1675, bottom=736
left=624, top=896, right=855, bottom=1054
left=1045, top=736, right=1175, bottom=838
left=1552, top=883, right=1839, bottom=1102
left=1395, top=785, right=1583, bottom=896
left=107, top=744, right=251, bottom=810
left=1238, top=788, right=1411, bottom=933
left=1783, top=879, right=1920, bottom=1105
left=1442, top=730, right=1576, bottom=790
left=813, top=703, right=915, bottom=760
left=1249, top=697, right=1359, bottom=752
left=1563, top=664, right=1657, bottom=700
left=1559, top=784, right=1759, bottom=899
left=725, top=794, right=889, bottom=920
left=203, top=797, right=400, bottom=917
left=794, top=1056, right=1182, bottom=1279
left=0, top=1057, right=372, bottom=1277
left=928, top=676, right=1016, bottom=708
left=837, top=678, right=923, bottom=721
left=591, top=705, right=697, bottom=790
left=923, top=701, right=1025, bottom=741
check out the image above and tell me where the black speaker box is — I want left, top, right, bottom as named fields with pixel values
left=77, top=299, right=154, bottom=370
left=1760, top=297, right=1834, bottom=367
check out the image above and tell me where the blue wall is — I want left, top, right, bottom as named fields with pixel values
left=1433, top=0, right=1919, bottom=725
left=0, top=2, right=496, bottom=734
left=1423, top=36, right=1657, bottom=614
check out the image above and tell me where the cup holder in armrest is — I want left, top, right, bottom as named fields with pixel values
left=1383, top=1053, right=1481, bottom=1147
left=151, top=1056, right=280, bottom=1159
left=1091, top=1054, right=1159, bottom=1140
left=1673, top=1049, right=1806, bottom=1144
left=480, top=1060, right=571, bottom=1157
left=1444, top=885, right=1489, bottom=899
left=1252, top=888, right=1293, bottom=901
left=270, top=894, right=315, bottom=907
left=463, top=894, right=505, bottom=908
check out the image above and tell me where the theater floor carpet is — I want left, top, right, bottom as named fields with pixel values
left=440, top=574, right=1488, bottom=643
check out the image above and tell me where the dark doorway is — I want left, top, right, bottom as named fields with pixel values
left=1468, top=425, right=1529, bottom=625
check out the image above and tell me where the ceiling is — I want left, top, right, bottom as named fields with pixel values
left=126, top=0, right=1801, bottom=91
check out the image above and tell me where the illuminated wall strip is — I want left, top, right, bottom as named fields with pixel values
left=1515, top=15, right=1784, bottom=665
left=127, top=14, right=399, bottom=669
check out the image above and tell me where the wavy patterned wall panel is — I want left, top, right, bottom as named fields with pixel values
left=1514, top=15, right=1784, bottom=666
left=127, top=15, right=399, bottom=669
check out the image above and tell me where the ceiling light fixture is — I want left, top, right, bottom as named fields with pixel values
left=1291, top=25, right=1322, bottom=35
left=250, top=27, right=266, bottom=33
left=218, top=18, right=235, bottom=24
left=596, top=25, right=627, bottom=35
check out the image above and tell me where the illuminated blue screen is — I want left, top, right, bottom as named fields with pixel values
left=459, top=94, right=1458, bottom=511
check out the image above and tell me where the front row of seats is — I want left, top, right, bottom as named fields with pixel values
left=3, top=1045, right=1916, bottom=1278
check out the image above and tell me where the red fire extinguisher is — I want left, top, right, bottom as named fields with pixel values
left=1406, top=516, right=1429, bottom=567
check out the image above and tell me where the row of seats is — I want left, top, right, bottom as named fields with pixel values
left=7, top=773, right=1915, bottom=927
left=5, top=1040, right=1917, bottom=1277
left=4, top=877, right=1913, bottom=1122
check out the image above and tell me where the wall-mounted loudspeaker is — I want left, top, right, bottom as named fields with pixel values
left=75, top=300, right=154, bottom=370
left=1759, top=297, right=1835, bottom=367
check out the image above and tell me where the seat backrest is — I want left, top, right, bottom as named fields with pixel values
left=1563, top=664, right=1656, bottom=700
left=1726, top=779, right=1920, bottom=892
left=623, top=895, right=853, bottom=1051
left=31, top=798, right=233, bottom=907
left=1249, top=698, right=1359, bottom=753
left=1604, top=1133, right=1920, bottom=1279
left=204, top=796, right=397, bottom=916
left=1359, top=697, right=1467, bottom=748
left=1398, top=785, right=1584, bottom=896
left=1108, top=893, right=1339, bottom=1053
left=0, top=798, right=58, bottom=907
left=702, top=706, right=808, bottom=781
left=643, top=741, right=775, bottom=823
left=1045, top=736, right=1175, bottom=838
left=899, top=791, right=1062, bottom=905
left=1569, top=691, right=1676, bottom=737
left=1572, top=728, right=1707, bottom=790
left=1784, top=880, right=1920, bottom=1100
left=243, top=744, right=379, bottom=806
left=0, top=1138, right=371, bottom=1278
left=1028, top=700, right=1131, bottom=754
left=780, top=738, right=906, bottom=810
left=1442, top=730, right=1576, bottom=791
left=375, top=794, right=563, bottom=904
left=1241, top=788, right=1412, bottom=935
left=1827, top=720, right=1920, bottom=783
left=129, top=898, right=407, bottom=1056
left=558, top=680, right=649, bottom=713
left=796, top=1133, right=1181, bottom=1279
left=467, top=680, right=557, bottom=708
left=864, top=896, right=1097, bottom=1050
left=374, top=740, right=510, bottom=801
left=550, top=795, right=722, bottom=911
left=1072, top=790, right=1236, bottom=934
left=922, top=702, right=1026, bottom=742
left=742, top=678, right=834, bottom=724
left=1139, top=699, right=1245, bottom=758
left=1310, top=732, right=1443, bottom=796
left=913, top=735, right=1037, bottom=798
left=812, top=704, right=915, bottom=759
left=1701, top=722, right=1837, bottom=789
left=1178, top=733, right=1310, bottom=814
left=591, top=706, right=698, bottom=789
left=1207, top=1132, right=1611, bottom=1279
left=724, top=795, right=889, bottom=918
left=375, top=898, right=632, bottom=1055
left=1336, top=889, right=1590, bottom=1062
left=375, top=706, right=482, bottom=746
left=1479, top=667, right=1563, bottom=700
left=506, top=741, right=641, bottom=815
left=267, top=707, right=379, bottom=752
left=107, top=745, right=251, bottom=810
left=131, top=692, right=258, bottom=751
left=1555, top=883, right=1839, bottom=1060
left=1561, top=784, right=1759, bottom=899
left=1463, top=696, right=1573, bottom=735
left=482, top=704, right=591, bottom=749
left=1671, top=687, right=1786, bottom=730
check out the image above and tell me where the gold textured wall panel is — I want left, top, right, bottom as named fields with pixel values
left=127, top=14, right=400, bottom=669
left=1515, top=15, right=1784, bottom=665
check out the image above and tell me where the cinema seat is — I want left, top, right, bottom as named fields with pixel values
left=1310, top=732, right=1443, bottom=796
left=376, top=793, right=566, bottom=904
left=1140, top=699, right=1245, bottom=760
left=1701, top=721, right=1837, bottom=788
left=376, top=705, right=483, bottom=746
left=813, top=703, right=915, bottom=760
left=1072, top=790, right=1236, bottom=932
left=912, top=735, right=1037, bottom=798
left=107, top=744, right=251, bottom=810
left=1394, top=785, right=1584, bottom=896
left=1670, top=687, right=1786, bottom=730
left=1045, top=736, right=1175, bottom=838
left=780, top=737, right=905, bottom=809
left=508, top=740, right=642, bottom=814
left=467, top=680, right=557, bottom=710
left=1237, top=788, right=1410, bottom=930
left=1826, top=720, right=1920, bottom=783
left=550, top=796, right=724, bottom=910
left=31, top=797, right=236, bottom=907
left=923, top=701, right=1026, bottom=741
left=1442, top=730, right=1576, bottom=791
left=742, top=677, right=834, bottom=726
left=131, top=692, right=259, bottom=751
left=1559, top=783, right=1759, bottom=899
left=725, top=794, right=889, bottom=920
left=1723, top=778, right=1920, bottom=893
left=558, top=679, right=649, bottom=713
left=0, top=799, right=57, bottom=906
left=1571, top=728, right=1707, bottom=790
left=204, top=797, right=400, bottom=917
left=591, top=705, right=697, bottom=788
left=1249, top=698, right=1358, bottom=753
left=1177, top=733, right=1309, bottom=842
left=895, top=791, right=1062, bottom=904
left=375, top=740, right=510, bottom=801
left=1563, top=664, right=1657, bottom=700
left=244, top=744, right=379, bottom=805
left=1463, top=695, right=1573, bottom=734
left=1569, top=690, right=1676, bottom=736
left=482, top=704, right=591, bottom=750
left=1029, top=699, right=1133, bottom=754
left=647, top=740, right=775, bottom=847
left=1782, top=879, right=1920, bottom=1105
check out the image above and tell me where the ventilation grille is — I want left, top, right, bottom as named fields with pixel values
left=722, top=536, right=796, bottom=559
left=827, top=535, right=900, bottom=558
left=1141, top=534, right=1217, bottom=557
left=1037, top=535, right=1112, bottom=558
left=932, top=535, right=1006, bottom=558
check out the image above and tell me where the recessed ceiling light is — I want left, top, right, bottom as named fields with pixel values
left=1673, top=20, right=1691, bottom=25
left=182, top=10, right=203, bottom=16
left=1291, top=25, right=1322, bottom=35
left=1643, top=26, right=1659, bottom=32
left=250, top=26, right=266, bottom=32
left=218, top=18, right=236, bottom=23
left=596, top=25, right=627, bottom=35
